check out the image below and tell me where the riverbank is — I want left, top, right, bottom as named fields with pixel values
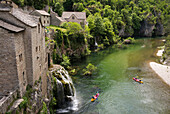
left=150, top=62, right=170, bottom=86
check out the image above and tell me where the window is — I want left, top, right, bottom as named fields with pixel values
left=38, top=24, right=40, bottom=33
left=19, top=54, right=22, bottom=62
left=72, top=16, right=75, bottom=19
left=23, top=72, right=25, bottom=80
left=36, top=47, right=38, bottom=52
left=39, top=46, right=40, bottom=51
left=37, top=56, right=39, bottom=60
left=23, top=72, right=25, bottom=86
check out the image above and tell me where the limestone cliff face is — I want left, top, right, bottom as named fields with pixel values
left=138, top=20, right=155, bottom=37
left=154, top=20, right=164, bottom=36
left=119, top=13, right=164, bottom=37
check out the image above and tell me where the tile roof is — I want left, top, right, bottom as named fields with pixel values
left=33, top=10, right=50, bottom=16
left=56, top=16, right=66, bottom=22
left=62, top=12, right=86, bottom=19
left=11, top=8, right=39, bottom=27
left=0, top=19, right=24, bottom=32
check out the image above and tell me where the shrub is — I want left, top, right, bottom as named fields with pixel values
left=83, top=63, right=97, bottom=76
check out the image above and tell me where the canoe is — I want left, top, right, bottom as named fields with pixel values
left=91, top=94, right=99, bottom=102
left=133, top=77, right=143, bottom=84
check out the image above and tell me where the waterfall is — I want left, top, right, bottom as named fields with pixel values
left=95, top=37, right=98, bottom=46
left=56, top=78, right=65, bottom=106
left=52, top=66, right=78, bottom=113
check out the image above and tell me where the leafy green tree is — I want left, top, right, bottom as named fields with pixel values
left=73, top=2, right=85, bottom=11
left=93, top=14, right=105, bottom=39
left=83, top=8, right=92, bottom=17
left=66, top=22, right=83, bottom=35
left=103, top=18, right=115, bottom=44
left=63, top=0, right=74, bottom=11
left=53, top=2, right=64, bottom=16
left=87, top=14, right=95, bottom=31
left=131, top=13, right=142, bottom=30
left=61, top=54, right=70, bottom=67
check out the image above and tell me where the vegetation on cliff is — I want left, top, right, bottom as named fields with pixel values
left=14, top=0, right=169, bottom=36
left=13, top=0, right=170, bottom=65
left=162, top=35, right=170, bottom=65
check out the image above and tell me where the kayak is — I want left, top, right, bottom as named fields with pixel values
left=133, top=77, right=143, bottom=84
left=91, top=98, right=96, bottom=102
left=91, top=93, right=99, bottom=102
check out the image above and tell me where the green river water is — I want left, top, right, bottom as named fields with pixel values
left=72, top=38, right=170, bottom=114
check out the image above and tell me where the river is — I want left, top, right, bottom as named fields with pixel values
left=69, top=38, right=170, bottom=114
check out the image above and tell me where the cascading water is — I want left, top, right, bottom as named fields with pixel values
left=95, top=37, right=98, bottom=46
left=51, top=66, right=78, bottom=113
left=55, top=78, right=65, bottom=107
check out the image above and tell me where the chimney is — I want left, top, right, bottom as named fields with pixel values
left=0, top=0, right=13, bottom=12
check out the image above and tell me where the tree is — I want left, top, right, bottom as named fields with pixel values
left=103, top=18, right=115, bottom=44
left=93, top=14, right=105, bottom=37
left=87, top=14, right=95, bottom=32
left=63, top=0, right=74, bottom=11
left=54, top=2, right=64, bottom=16
left=73, top=2, right=85, bottom=11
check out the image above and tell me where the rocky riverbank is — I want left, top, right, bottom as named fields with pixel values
left=149, top=42, right=170, bottom=86
left=150, top=62, right=170, bottom=86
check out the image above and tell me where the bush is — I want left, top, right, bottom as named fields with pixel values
left=83, top=63, right=97, bottom=76
left=42, top=102, right=48, bottom=114
left=61, top=54, right=70, bottom=67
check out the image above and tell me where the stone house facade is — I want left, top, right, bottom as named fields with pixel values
left=0, top=4, right=48, bottom=98
left=30, top=10, right=50, bottom=26
left=62, top=12, right=87, bottom=28
left=50, top=11, right=87, bottom=28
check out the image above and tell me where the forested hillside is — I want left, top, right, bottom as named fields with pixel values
left=13, top=0, right=169, bottom=36
left=13, top=0, right=170, bottom=64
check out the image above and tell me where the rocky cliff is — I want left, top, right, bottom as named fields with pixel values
left=5, top=65, right=76, bottom=114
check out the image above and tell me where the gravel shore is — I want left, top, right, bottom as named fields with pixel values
left=150, top=62, right=170, bottom=86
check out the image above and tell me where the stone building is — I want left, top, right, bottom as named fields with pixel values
left=50, top=10, right=66, bottom=26
left=62, top=11, right=87, bottom=28
left=50, top=11, right=87, bottom=28
left=0, top=2, right=48, bottom=99
left=30, top=10, right=50, bottom=26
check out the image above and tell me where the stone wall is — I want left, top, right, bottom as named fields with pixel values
left=41, top=15, right=50, bottom=26
left=0, top=28, right=19, bottom=97
left=31, top=23, right=47, bottom=96
left=0, top=9, right=48, bottom=96
left=0, top=89, right=18, bottom=113
left=14, top=32, right=27, bottom=97
left=66, top=15, right=86, bottom=28
left=50, top=11, right=61, bottom=26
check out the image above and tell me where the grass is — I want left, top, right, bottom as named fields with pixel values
left=46, top=25, right=67, bottom=32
